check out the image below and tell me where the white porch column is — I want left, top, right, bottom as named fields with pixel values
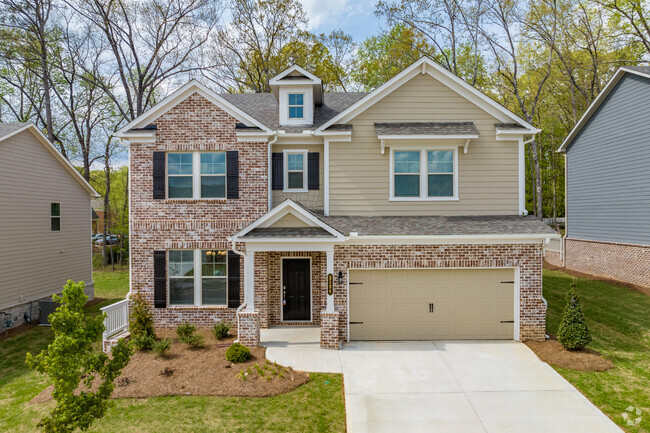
left=245, top=251, right=255, bottom=311
left=326, top=249, right=334, bottom=312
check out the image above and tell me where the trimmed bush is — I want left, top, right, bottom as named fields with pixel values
left=226, top=343, right=251, bottom=364
left=185, top=333, right=205, bottom=350
left=129, top=292, right=155, bottom=340
left=131, top=333, right=156, bottom=351
left=213, top=321, right=232, bottom=340
left=176, top=323, right=196, bottom=342
left=152, top=338, right=172, bottom=358
left=557, top=282, right=592, bottom=350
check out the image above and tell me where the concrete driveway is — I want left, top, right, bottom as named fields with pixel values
left=262, top=330, right=622, bottom=433
left=341, top=341, right=622, bottom=433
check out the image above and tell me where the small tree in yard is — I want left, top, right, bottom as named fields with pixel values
left=129, top=292, right=156, bottom=350
left=557, top=281, right=592, bottom=351
left=26, top=280, right=132, bottom=433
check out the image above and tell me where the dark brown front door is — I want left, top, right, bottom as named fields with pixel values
left=282, top=258, right=310, bottom=321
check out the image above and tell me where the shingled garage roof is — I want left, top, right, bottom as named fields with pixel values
left=221, top=92, right=367, bottom=133
left=319, top=215, right=558, bottom=237
left=374, top=122, right=480, bottom=136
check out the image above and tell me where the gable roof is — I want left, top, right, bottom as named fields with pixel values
left=316, top=57, right=539, bottom=134
left=115, top=80, right=273, bottom=137
left=0, top=122, right=99, bottom=196
left=558, top=66, right=650, bottom=152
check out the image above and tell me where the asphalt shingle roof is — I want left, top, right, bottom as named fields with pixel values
left=374, top=122, right=479, bottom=136
left=221, top=92, right=367, bottom=132
left=624, top=65, right=650, bottom=75
left=243, top=227, right=335, bottom=238
left=0, top=122, right=28, bottom=140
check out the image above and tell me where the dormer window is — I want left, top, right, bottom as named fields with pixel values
left=288, top=93, right=304, bottom=119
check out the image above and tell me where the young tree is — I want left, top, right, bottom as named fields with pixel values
left=26, top=280, right=132, bottom=433
left=557, top=280, right=592, bottom=350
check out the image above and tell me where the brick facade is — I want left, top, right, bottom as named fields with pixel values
left=237, top=310, right=260, bottom=346
left=320, top=310, right=340, bottom=349
left=565, top=238, right=649, bottom=288
left=129, top=92, right=267, bottom=329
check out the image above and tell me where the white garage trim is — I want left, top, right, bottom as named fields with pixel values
left=346, top=266, right=521, bottom=342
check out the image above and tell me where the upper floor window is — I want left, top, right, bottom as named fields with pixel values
left=167, top=152, right=226, bottom=199
left=288, top=93, right=304, bottom=119
left=50, top=203, right=61, bottom=231
left=284, top=150, right=308, bottom=192
left=168, top=249, right=227, bottom=306
left=391, top=148, right=457, bottom=201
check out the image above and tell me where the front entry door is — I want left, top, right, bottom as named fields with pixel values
left=282, top=258, right=311, bottom=321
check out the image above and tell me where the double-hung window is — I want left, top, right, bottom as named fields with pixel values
left=168, top=249, right=228, bottom=306
left=391, top=148, right=457, bottom=200
left=288, top=93, right=304, bottom=119
left=167, top=152, right=226, bottom=199
left=284, top=150, right=307, bottom=191
left=50, top=203, right=61, bottom=231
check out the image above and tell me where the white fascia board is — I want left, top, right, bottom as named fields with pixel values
left=236, top=132, right=271, bottom=143
left=114, top=132, right=156, bottom=143
left=269, top=65, right=322, bottom=85
left=377, top=134, right=479, bottom=140
left=0, top=124, right=100, bottom=197
left=557, top=68, right=626, bottom=152
left=246, top=242, right=336, bottom=253
left=345, top=233, right=559, bottom=245
left=316, top=57, right=537, bottom=133
left=115, top=80, right=271, bottom=136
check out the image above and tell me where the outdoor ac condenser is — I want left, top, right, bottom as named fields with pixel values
left=38, top=298, right=59, bottom=326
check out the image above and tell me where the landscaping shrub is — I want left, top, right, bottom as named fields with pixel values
left=226, top=343, right=251, bottom=363
left=185, top=333, right=205, bottom=350
left=152, top=338, right=172, bottom=358
left=129, top=292, right=155, bottom=340
left=176, top=323, right=196, bottom=342
left=557, top=281, right=592, bottom=350
left=131, top=333, right=156, bottom=351
left=213, top=321, right=231, bottom=340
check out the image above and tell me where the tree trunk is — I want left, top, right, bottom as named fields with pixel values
left=527, top=139, right=543, bottom=219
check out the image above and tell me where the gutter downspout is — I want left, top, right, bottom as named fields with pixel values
left=267, top=133, right=278, bottom=211
left=230, top=238, right=247, bottom=343
left=542, top=237, right=550, bottom=339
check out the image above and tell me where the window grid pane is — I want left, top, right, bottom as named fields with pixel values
left=169, top=250, right=194, bottom=277
left=168, top=176, right=193, bottom=198
left=394, top=151, right=421, bottom=173
left=51, top=203, right=60, bottom=217
left=200, top=175, right=226, bottom=198
left=395, top=174, right=420, bottom=197
left=287, top=153, right=304, bottom=171
left=427, top=151, right=453, bottom=174
left=428, top=174, right=454, bottom=197
left=201, top=250, right=227, bottom=305
left=289, top=106, right=304, bottom=119
left=51, top=217, right=60, bottom=231
left=168, top=153, right=193, bottom=175
left=200, top=152, right=226, bottom=175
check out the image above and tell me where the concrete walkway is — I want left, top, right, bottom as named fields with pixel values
left=261, top=330, right=622, bottom=433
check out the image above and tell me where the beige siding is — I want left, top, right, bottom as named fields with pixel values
left=272, top=143, right=324, bottom=211
left=268, top=213, right=310, bottom=228
left=330, top=73, right=520, bottom=216
left=0, top=130, right=92, bottom=308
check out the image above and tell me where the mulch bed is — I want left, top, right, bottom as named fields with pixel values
left=525, top=335, right=614, bottom=372
left=30, top=329, right=309, bottom=404
left=543, top=261, right=650, bottom=296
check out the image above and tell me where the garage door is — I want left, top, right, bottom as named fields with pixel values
left=349, top=269, right=515, bottom=340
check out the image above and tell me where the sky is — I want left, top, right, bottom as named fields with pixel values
left=298, top=0, right=383, bottom=41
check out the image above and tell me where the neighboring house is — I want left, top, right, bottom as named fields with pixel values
left=556, top=66, right=650, bottom=288
left=116, top=57, right=558, bottom=349
left=92, top=196, right=106, bottom=235
left=0, top=123, right=98, bottom=327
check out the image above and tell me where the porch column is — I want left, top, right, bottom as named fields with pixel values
left=244, top=251, right=255, bottom=311
left=326, top=249, right=334, bottom=312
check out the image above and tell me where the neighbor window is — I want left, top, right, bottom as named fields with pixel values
left=284, top=151, right=307, bottom=191
left=50, top=203, right=61, bottom=231
left=168, top=152, right=226, bottom=199
left=288, top=93, right=304, bottom=119
left=391, top=148, right=456, bottom=200
left=168, top=249, right=228, bottom=306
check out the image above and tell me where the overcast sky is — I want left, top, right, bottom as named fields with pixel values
left=298, top=0, right=383, bottom=41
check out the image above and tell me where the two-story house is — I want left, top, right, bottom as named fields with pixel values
left=116, top=57, right=558, bottom=349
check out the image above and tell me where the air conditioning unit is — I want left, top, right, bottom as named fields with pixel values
left=39, top=298, right=60, bottom=326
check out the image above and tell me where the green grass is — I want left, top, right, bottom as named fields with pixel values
left=544, top=269, right=650, bottom=433
left=0, top=269, right=346, bottom=433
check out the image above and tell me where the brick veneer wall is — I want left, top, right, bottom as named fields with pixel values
left=320, top=310, right=340, bottom=349
left=129, top=92, right=268, bottom=328
left=332, top=243, right=545, bottom=342
left=237, top=310, right=260, bottom=346
left=565, top=238, right=649, bottom=288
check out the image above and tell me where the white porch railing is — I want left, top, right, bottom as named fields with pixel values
left=101, top=299, right=128, bottom=345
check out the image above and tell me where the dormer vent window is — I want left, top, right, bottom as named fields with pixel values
left=288, top=93, right=304, bottom=119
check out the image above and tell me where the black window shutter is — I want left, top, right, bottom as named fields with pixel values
left=153, top=152, right=165, bottom=199
left=308, top=152, right=319, bottom=190
left=227, top=251, right=241, bottom=308
left=271, top=152, right=283, bottom=190
left=153, top=250, right=167, bottom=308
left=226, top=150, right=239, bottom=199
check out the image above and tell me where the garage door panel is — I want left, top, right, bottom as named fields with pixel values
left=349, top=269, right=515, bottom=340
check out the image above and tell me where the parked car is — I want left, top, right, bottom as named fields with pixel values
left=95, top=234, right=119, bottom=246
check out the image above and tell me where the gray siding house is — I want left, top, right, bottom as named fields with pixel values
left=557, top=66, right=650, bottom=288
left=0, top=123, right=98, bottom=328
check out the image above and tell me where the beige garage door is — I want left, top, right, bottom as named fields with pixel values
left=349, top=269, right=515, bottom=340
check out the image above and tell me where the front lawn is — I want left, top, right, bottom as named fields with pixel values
left=0, top=269, right=346, bottom=433
left=543, top=268, right=650, bottom=433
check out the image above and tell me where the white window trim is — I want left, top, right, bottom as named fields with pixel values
left=389, top=146, right=459, bottom=201
left=167, top=151, right=227, bottom=200
left=283, top=149, right=308, bottom=192
left=50, top=202, right=61, bottom=231
left=168, top=249, right=228, bottom=307
left=287, top=92, right=305, bottom=120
